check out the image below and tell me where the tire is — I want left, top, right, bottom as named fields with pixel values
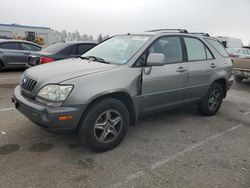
left=78, top=98, right=130, bottom=152
left=235, top=75, right=243, bottom=83
left=198, top=83, right=224, bottom=116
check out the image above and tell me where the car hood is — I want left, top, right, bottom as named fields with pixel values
left=25, top=58, right=119, bottom=83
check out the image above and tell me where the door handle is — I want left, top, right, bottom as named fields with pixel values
left=210, top=63, right=217, bottom=68
left=176, top=66, right=187, bottom=73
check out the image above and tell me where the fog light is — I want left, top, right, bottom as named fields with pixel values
left=58, top=115, right=73, bottom=121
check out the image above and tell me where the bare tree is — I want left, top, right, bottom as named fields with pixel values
left=82, top=34, right=88, bottom=41
left=97, top=34, right=103, bottom=42
left=88, top=35, right=94, bottom=42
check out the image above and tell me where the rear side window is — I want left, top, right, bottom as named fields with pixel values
left=0, top=42, right=21, bottom=50
left=21, top=43, right=41, bottom=51
left=77, top=44, right=95, bottom=55
left=184, top=37, right=206, bottom=61
left=205, top=38, right=229, bottom=57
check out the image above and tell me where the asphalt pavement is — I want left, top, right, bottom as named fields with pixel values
left=0, top=70, right=250, bottom=188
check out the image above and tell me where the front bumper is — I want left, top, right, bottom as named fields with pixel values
left=13, top=85, right=86, bottom=131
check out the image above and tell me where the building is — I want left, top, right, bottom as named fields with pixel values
left=0, top=23, right=56, bottom=46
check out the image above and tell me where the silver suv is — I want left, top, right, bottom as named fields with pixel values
left=13, top=29, right=234, bottom=152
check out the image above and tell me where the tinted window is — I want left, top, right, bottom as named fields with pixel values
left=1, top=42, right=21, bottom=50
left=149, top=37, right=183, bottom=63
left=205, top=38, right=229, bottom=57
left=43, top=42, right=69, bottom=53
left=70, top=45, right=77, bottom=55
left=184, top=37, right=206, bottom=61
left=21, top=43, right=41, bottom=51
left=77, top=44, right=95, bottom=55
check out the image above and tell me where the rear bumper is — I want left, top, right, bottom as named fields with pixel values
left=234, top=68, right=250, bottom=78
left=13, top=85, right=86, bottom=131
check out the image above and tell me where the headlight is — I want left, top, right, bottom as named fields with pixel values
left=36, top=84, right=73, bottom=106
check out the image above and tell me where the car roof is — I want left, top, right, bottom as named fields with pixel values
left=122, top=29, right=217, bottom=40
left=0, top=39, right=42, bottom=46
left=58, top=41, right=98, bottom=45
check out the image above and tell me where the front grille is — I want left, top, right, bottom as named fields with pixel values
left=21, top=75, right=37, bottom=92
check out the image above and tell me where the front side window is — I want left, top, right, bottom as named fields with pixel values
left=205, top=38, right=229, bottom=57
left=184, top=37, right=206, bottom=61
left=82, top=35, right=150, bottom=64
left=148, top=36, right=183, bottom=63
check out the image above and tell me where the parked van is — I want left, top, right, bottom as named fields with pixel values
left=217, top=36, right=243, bottom=48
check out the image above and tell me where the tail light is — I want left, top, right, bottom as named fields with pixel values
left=40, top=57, right=54, bottom=64
left=229, top=54, right=239, bottom=59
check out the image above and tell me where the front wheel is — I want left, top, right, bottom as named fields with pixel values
left=78, top=98, right=129, bottom=152
left=198, top=83, right=224, bottom=116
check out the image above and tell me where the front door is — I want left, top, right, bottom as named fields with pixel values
left=141, top=36, right=188, bottom=113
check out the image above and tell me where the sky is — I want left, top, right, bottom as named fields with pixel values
left=0, top=0, right=249, bottom=44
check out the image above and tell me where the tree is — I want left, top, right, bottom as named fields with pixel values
left=97, top=34, right=103, bottom=42
left=74, top=30, right=81, bottom=41
left=60, top=30, right=68, bottom=41
left=82, top=34, right=88, bottom=41
left=88, top=35, right=94, bottom=42
left=103, top=35, right=110, bottom=40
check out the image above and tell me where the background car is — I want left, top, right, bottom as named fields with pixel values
left=0, top=39, right=42, bottom=71
left=227, top=47, right=250, bottom=59
left=26, top=41, right=97, bottom=68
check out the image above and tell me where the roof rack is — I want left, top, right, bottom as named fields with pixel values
left=189, top=32, right=210, bottom=37
left=146, top=29, right=188, bottom=33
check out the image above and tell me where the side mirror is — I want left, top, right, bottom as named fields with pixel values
left=146, top=53, right=165, bottom=66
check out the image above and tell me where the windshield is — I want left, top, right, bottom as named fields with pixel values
left=82, top=35, right=150, bottom=64
left=42, top=42, right=69, bottom=53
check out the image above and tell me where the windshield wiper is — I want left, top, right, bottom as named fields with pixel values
left=79, top=56, right=110, bottom=64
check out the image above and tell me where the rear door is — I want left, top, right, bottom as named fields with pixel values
left=183, top=37, right=216, bottom=103
left=20, top=42, right=42, bottom=64
left=0, top=42, right=25, bottom=68
left=141, top=36, right=188, bottom=113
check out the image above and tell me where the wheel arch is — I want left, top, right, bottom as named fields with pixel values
left=78, top=91, right=137, bottom=130
left=212, top=78, right=227, bottom=98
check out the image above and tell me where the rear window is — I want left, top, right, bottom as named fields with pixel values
left=42, top=42, right=69, bottom=53
left=205, top=39, right=229, bottom=57
left=77, top=44, right=95, bottom=55
left=21, top=43, right=41, bottom=51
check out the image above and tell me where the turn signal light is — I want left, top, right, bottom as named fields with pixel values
left=58, top=115, right=73, bottom=121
